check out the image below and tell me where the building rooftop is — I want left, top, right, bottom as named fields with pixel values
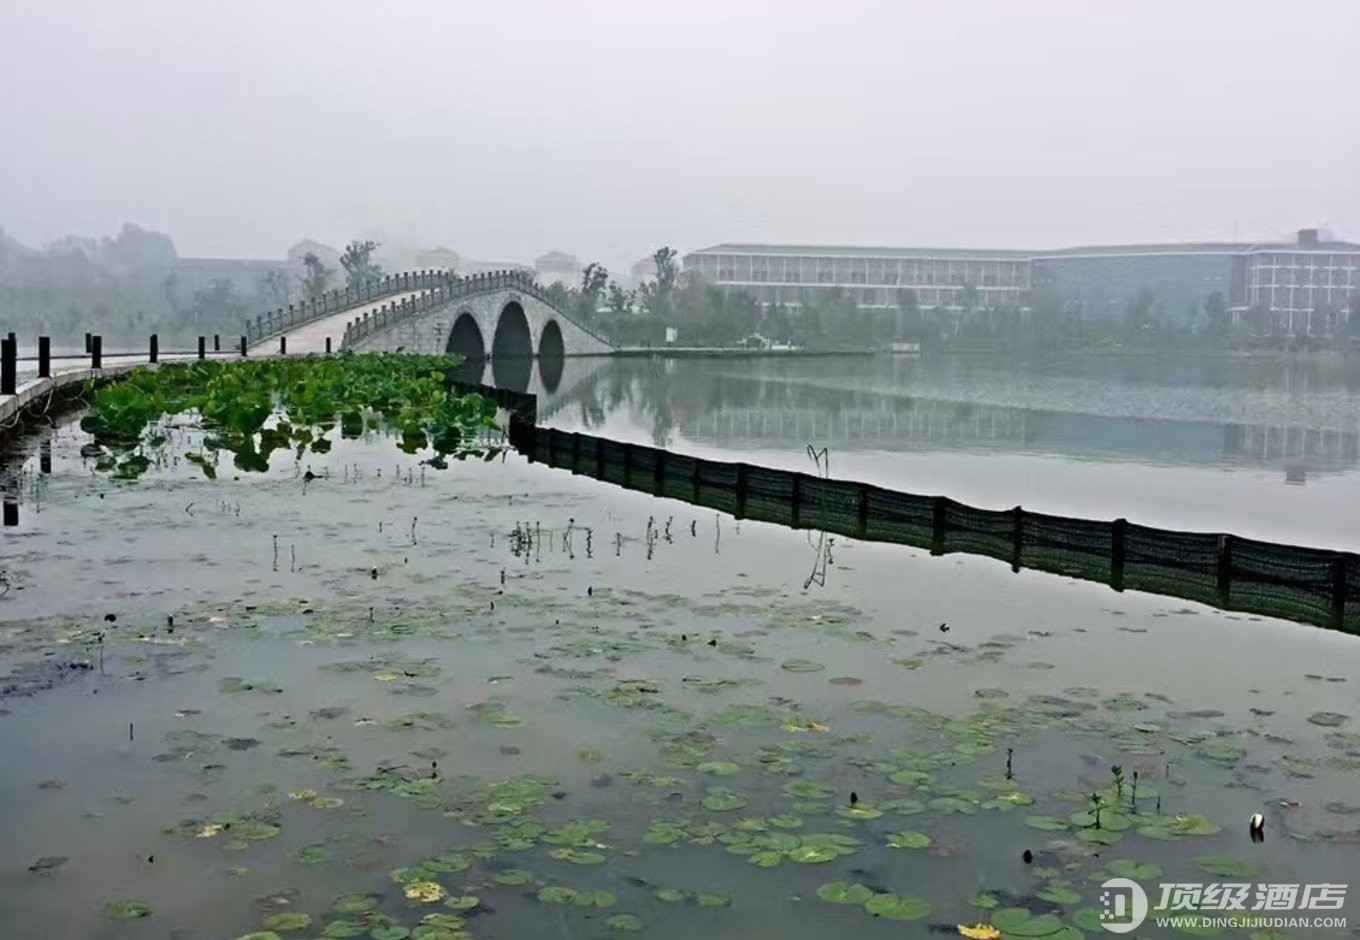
left=689, top=236, right=1360, bottom=262
left=689, top=243, right=1033, bottom=260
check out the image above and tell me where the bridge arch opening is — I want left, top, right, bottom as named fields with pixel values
left=445, top=312, right=486, bottom=384
left=491, top=301, right=533, bottom=391
left=538, top=319, right=565, bottom=393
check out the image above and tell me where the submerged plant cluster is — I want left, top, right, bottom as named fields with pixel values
left=77, top=355, right=502, bottom=478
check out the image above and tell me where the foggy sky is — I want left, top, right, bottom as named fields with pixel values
left=1, top=0, right=1356, bottom=272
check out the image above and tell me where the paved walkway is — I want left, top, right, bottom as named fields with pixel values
left=253, top=290, right=425, bottom=354
left=2, top=290, right=429, bottom=434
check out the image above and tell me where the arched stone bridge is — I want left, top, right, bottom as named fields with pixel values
left=341, top=271, right=613, bottom=365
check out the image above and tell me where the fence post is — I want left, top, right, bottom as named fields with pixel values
left=0, top=336, right=14, bottom=395
left=1216, top=535, right=1233, bottom=608
left=1110, top=518, right=1127, bottom=592
left=734, top=464, right=748, bottom=518
left=38, top=336, right=51, bottom=379
left=1331, top=553, right=1349, bottom=631
left=930, top=496, right=947, bottom=555
left=149, top=333, right=159, bottom=363
left=198, top=336, right=206, bottom=360
left=1011, top=506, right=1024, bottom=572
left=790, top=473, right=803, bottom=528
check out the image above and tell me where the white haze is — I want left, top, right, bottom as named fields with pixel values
left=1, top=0, right=1356, bottom=271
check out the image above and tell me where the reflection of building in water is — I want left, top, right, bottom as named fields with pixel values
left=681, top=399, right=1360, bottom=472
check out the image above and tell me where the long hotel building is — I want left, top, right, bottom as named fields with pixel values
left=684, top=230, right=1360, bottom=327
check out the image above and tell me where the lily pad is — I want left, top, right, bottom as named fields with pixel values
left=370, top=928, right=411, bottom=940
left=332, top=895, right=378, bottom=914
left=991, top=908, right=1067, bottom=937
left=702, top=787, right=747, bottom=811
left=1036, top=883, right=1082, bottom=906
left=492, top=869, right=532, bottom=886
left=605, top=914, right=644, bottom=932
left=863, top=893, right=931, bottom=921
left=443, top=897, right=479, bottom=911
left=696, top=761, right=742, bottom=776
left=655, top=888, right=685, bottom=903
left=104, top=900, right=153, bottom=920
left=1024, top=815, right=1070, bottom=832
left=263, top=913, right=314, bottom=931
left=886, top=831, right=931, bottom=849
left=549, top=847, right=606, bottom=865
left=818, top=882, right=875, bottom=904
left=537, top=886, right=578, bottom=904
left=781, top=659, right=825, bottom=673
left=1105, top=859, right=1163, bottom=881
left=1194, top=855, right=1264, bottom=878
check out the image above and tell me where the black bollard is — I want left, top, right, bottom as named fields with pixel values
left=2, top=497, right=17, bottom=527
left=239, top=336, right=247, bottom=357
left=38, top=336, right=50, bottom=378
left=91, top=335, right=102, bottom=369
left=0, top=336, right=14, bottom=395
left=325, top=336, right=332, bottom=354
left=279, top=335, right=287, bottom=356
left=198, top=336, right=206, bottom=360
left=213, top=334, right=220, bottom=352
left=84, top=332, right=92, bottom=354
left=149, top=333, right=159, bottom=364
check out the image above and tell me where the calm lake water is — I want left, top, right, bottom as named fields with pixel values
left=536, top=353, right=1360, bottom=551
left=1, top=353, right=1358, bottom=940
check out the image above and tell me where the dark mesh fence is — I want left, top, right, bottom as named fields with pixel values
left=499, top=394, right=1360, bottom=635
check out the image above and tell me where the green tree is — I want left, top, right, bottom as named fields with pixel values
left=298, top=252, right=333, bottom=299
left=606, top=282, right=634, bottom=316
left=339, top=240, right=384, bottom=289
left=581, top=262, right=609, bottom=297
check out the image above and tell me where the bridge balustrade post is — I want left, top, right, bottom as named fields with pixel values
left=385, top=274, right=392, bottom=292
left=91, top=335, right=102, bottom=369
left=288, top=303, right=296, bottom=326
left=149, top=333, right=158, bottom=363
left=0, top=336, right=14, bottom=395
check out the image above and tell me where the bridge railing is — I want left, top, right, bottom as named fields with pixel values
left=338, top=269, right=615, bottom=350
left=242, top=269, right=455, bottom=346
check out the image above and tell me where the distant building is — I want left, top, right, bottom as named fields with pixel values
left=686, top=230, right=1360, bottom=333
left=683, top=244, right=1031, bottom=309
left=630, top=256, right=659, bottom=287
left=534, top=251, right=582, bottom=288
left=415, top=246, right=461, bottom=272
